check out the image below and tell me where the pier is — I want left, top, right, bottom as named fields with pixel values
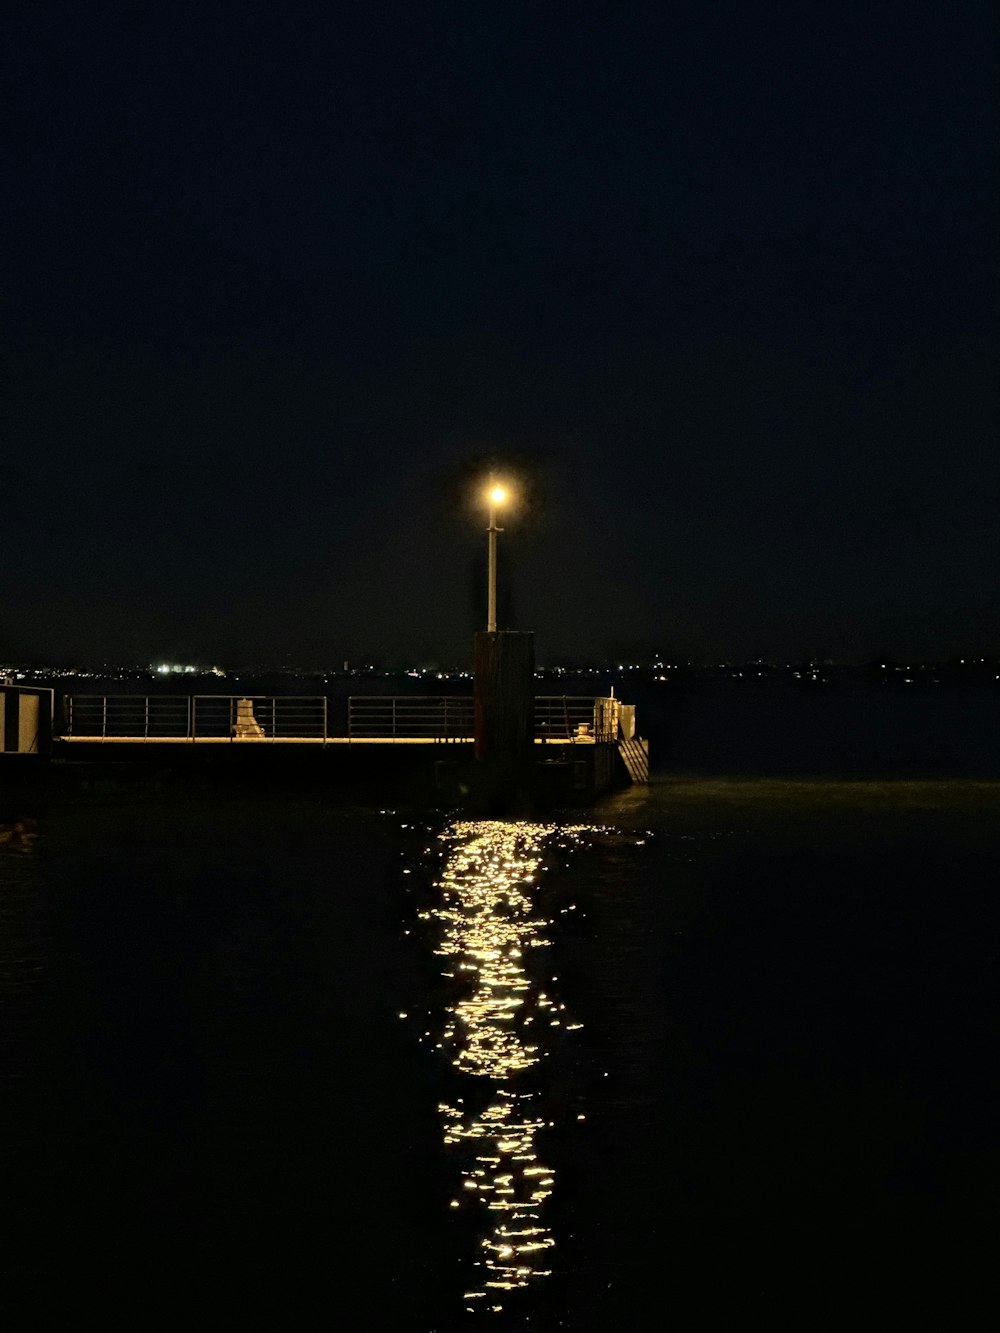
left=51, top=690, right=648, bottom=795
left=0, top=478, right=655, bottom=805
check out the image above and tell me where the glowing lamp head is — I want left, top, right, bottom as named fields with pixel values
left=489, top=485, right=507, bottom=506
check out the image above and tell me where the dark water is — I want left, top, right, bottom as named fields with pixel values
left=2, top=778, right=998, bottom=1328
left=650, top=679, right=1000, bottom=778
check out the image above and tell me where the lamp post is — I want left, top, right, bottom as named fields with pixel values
left=474, top=476, right=532, bottom=795
left=486, top=481, right=507, bottom=633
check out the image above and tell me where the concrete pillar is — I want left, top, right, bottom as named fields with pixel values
left=0, top=687, right=52, bottom=754
left=474, top=631, right=534, bottom=789
left=17, top=695, right=39, bottom=753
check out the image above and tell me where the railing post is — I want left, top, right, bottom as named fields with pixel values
left=190, top=696, right=195, bottom=741
left=272, top=696, right=276, bottom=743
left=144, top=696, right=149, bottom=741
left=102, top=695, right=107, bottom=740
left=392, top=696, right=396, bottom=741
left=323, top=696, right=328, bottom=748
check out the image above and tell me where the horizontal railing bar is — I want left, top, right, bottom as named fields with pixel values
left=61, top=694, right=621, bottom=744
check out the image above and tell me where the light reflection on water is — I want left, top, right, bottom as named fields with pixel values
left=424, top=820, right=593, bottom=1316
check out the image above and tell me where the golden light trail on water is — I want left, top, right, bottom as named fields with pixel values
left=424, top=820, right=593, bottom=1315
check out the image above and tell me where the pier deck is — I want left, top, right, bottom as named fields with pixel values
left=31, top=692, right=647, bottom=793
left=55, top=735, right=592, bottom=745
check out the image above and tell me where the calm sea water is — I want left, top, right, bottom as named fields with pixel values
left=2, top=776, right=998, bottom=1328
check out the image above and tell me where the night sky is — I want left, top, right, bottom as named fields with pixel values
left=4, top=1, right=997, bottom=667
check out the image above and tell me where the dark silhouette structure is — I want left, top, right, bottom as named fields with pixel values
left=473, top=631, right=535, bottom=803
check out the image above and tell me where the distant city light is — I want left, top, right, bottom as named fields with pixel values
left=153, top=662, right=222, bottom=677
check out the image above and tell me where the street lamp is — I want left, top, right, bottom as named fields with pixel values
left=486, top=481, right=508, bottom=633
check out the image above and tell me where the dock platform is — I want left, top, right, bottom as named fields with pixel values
left=6, top=691, right=648, bottom=801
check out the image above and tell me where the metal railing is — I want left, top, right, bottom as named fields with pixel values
left=192, top=696, right=327, bottom=739
left=534, top=695, right=616, bottom=742
left=60, top=693, right=622, bottom=745
left=534, top=695, right=591, bottom=740
left=347, top=695, right=473, bottom=741
left=346, top=695, right=617, bottom=743
left=63, top=695, right=327, bottom=741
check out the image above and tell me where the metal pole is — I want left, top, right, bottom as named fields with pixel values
left=487, top=490, right=503, bottom=633
left=487, top=506, right=496, bottom=632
